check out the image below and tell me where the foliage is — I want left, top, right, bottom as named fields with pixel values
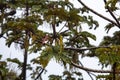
left=0, top=56, right=19, bottom=80
left=96, top=45, right=120, bottom=67
left=0, top=0, right=120, bottom=80
left=96, top=31, right=120, bottom=66
left=95, top=31, right=120, bottom=79
left=48, top=70, right=83, bottom=80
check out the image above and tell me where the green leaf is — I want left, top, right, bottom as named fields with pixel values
left=105, top=0, right=117, bottom=11
left=0, top=55, right=2, bottom=60
left=80, top=31, right=96, bottom=41
left=7, top=58, right=22, bottom=66
left=39, top=46, right=53, bottom=68
left=105, top=23, right=114, bottom=33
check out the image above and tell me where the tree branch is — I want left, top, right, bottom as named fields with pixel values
left=64, top=46, right=110, bottom=51
left=35, top=68, right=45, bottom=80
left=104, top=0, right=120, bottom=28
left=77, top=0, right=119, bottom=27
left=79, top=61, right=94, bottom=80
left=112, top=62, right=117, bottom=80
left=71, top=61, right=120, bottom=73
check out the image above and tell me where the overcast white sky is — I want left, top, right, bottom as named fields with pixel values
left=0, top=0, right=119, bottom=80
left=35, top=0, right=119, bottom=79
left=38, top=0, right=120, bottom=79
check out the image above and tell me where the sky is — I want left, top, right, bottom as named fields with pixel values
left=36, top=0, right=119, bottom=79
left=40, top=0, right=120, bottom=79
left=0, top=0, right=119, bottom=80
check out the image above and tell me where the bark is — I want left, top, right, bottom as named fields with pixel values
left=112, top=62, right=117, bottom=80
left=22, top=48, right=28, bottom=80
left=21, top=0, right=29, bottom=80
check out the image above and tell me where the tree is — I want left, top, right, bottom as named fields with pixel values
left=0, top=55, right=20, bottom=80
left=0, top=0, right=120, bottom=80
left=95, top=31, right=120, bottom=80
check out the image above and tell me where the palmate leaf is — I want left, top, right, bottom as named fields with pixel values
left=5, top=37, right=16, bottom=47
left=112, top=31, right=120, bottom=45
left=83, top=15, right=99, bottom=29
left=68, top=9, right=83, bottom=25
left=5, top=18, right=40, bottom=48
left=0, top=61, right=8, bottom=76
left=100, top=31, right=120, bottom=46
left=65, top=30, right=96, bottom=47
left=105, top=23, right=114, bottom=33
left=96, top=45, right=120, bottom=67
left=99, top=36, right=112, bottom=46
left=48, top=75, right=62, bottom=80
left=105, top=0, right=118, bottom=11
left=51, top=45, right=71, bottom=69
left=80, top=31, right=96, bottom=41
left=5, top=33, right=23, bottom=47
left=37, top=45, right=71, bottom=68
left=43, top=1, right=73, bottom=23
left=96, top=74, right=112, bottom=80
left=39, top=46, right=53, bottom=68
left=29, top=30, right=47, bottom=53
left=7, top=58, right=22, bottom=66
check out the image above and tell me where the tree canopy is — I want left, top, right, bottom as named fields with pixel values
left=0, top=0, right=120, bottom=80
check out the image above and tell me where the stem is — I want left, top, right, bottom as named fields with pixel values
left=25, top=0, right=29, bottom=16
left=52, top=15, right=57, bottom=39
left=112, top=62, right=117, bottom=80
left=52, top=23, right=57, bottom=39
left=22, top=47, right=28, bottom=80
left=22, top=0, right=29, bottom=80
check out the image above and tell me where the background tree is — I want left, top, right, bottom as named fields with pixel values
left=0, top=0, right=120, bottom=80
left=96, top=31, right=120, bottom=80
left=0, top=55, right=20, bottom=80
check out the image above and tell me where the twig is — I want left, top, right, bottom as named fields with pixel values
left=64, top=46, right=110, bottom=51
left=34, top=68, right=45, bottom=80
left=71, top=61, right=120, bottom=73
left=58, top=22, right=67, bottom=33
left=0, top=35, right=7, bottom=39
left=104, top=0, right=120, bottom=28
left=77, top=0, right=119, bottom=27
left=79, top=61, right=94, bottom=80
